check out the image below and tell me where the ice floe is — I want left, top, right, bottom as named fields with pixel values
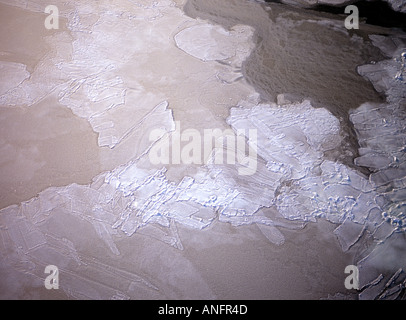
left=174, top=23, right=255, bottom=67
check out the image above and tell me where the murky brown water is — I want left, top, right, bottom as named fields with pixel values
left=0, top=4, right=101, bottom=209
left=184, top=0, right=384, bottom=112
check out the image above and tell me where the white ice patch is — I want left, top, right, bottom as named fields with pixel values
left=355, top=37, right=406, bottom=231
left=174, top=23, right=255, bottom=67
left=275, top=160, right=379, bottom=225
left=227, top=97, right=342, bottom=181
left=347, top=34, right=406, bottom=299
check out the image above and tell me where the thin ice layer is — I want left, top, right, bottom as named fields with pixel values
left=174, top=23, right=255, bottom=67
left=0, top=61, right=30, bottom=96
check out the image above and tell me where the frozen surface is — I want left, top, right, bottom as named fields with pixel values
left=227, top=97, right=342, bottom=181
left=1, top=86, right=396, bottom=298
left=348, top=34, right=406, bottom=299
left=1, top=0, right=406, bottom=300
left=355, top=35, right=406, bottom=231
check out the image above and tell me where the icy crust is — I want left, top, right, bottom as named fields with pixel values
left=230, top=93, right=406, bottom=299
left=0, top=184, right=215, bottom=299
left=350, top=103, right=406, bottom=228
left=276, top=161, right=379, bottom=223
left=103, top=154, right=279, bottom=239
left=356, top=35, right=406, bottom=231
left=228, top=97, right=391, bottom=247
left=346, top=34, right=406, bottom=300
left=357, top=233, right=406, bottom=300
left=227, top=97, right=342, bottom=181
left=357, top=36, right=406, bottom=104
left=0, top=99, right=318, bottom=299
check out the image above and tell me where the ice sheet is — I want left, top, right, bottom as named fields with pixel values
left=1, top=0, right=406, bottom=300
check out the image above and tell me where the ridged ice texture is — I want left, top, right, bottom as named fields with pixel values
left=228, top=98, right=391, bottom=254
left=227, top=97, right=342, bottom=181
left=228, top=90, right=406, bottom=301
left=356, top=35, right=406, bottom=231
left=349, top=34, right=406, bottom=300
